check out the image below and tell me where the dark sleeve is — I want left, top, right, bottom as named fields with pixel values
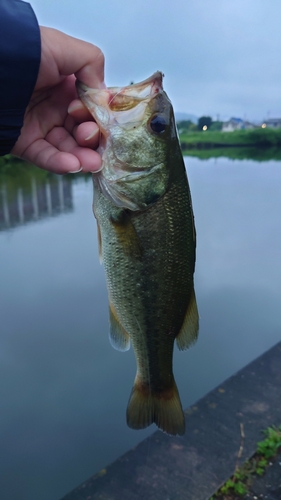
left=0, top=0, right=41, bottom=155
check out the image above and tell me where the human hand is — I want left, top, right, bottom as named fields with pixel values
left=12, top=27, right=105, bottom=174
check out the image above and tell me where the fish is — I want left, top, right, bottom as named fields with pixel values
left=77, top=72, right=199, bottom=436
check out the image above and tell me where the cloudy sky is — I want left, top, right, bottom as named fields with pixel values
left=31, top=0, right=281, bottom=121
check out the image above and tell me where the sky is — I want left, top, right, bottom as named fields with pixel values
left=30, top=0, right=281, bottom=122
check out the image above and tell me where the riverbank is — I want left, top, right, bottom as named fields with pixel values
left=183, top=146, right=281, bottom=161
left=61, top=341, right=281, bottom=500
left=179, top=128, right=281, bottom=151
left=212, top=425, right=281, bottom=498
left=2, top=129, right=281, bottom=170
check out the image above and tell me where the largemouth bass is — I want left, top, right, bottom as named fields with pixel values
left=77, top=72, right=199, bottom=436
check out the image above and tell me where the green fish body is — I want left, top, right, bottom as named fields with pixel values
left=77, top=72, right=199, bottom=435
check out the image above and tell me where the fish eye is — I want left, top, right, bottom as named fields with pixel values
left=149, top=115, right=167, bottom=134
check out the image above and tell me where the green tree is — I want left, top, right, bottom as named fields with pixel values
left=176, top=120, right=197, bottom=132
left=209, top=121, right=223, bottom=131
left=198, top=116, right=212, bottom=131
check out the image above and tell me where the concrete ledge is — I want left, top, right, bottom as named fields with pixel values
left=62, top=341, right=281, bottom=500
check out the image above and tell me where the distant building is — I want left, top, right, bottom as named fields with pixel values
left=222, top=117, right=243, bottom=132
left=222, top=117, right=256, bottom=132
left=263, top=118, right=281, bottom=129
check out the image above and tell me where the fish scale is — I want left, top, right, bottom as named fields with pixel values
left=77, top=71, right=199, bottom=435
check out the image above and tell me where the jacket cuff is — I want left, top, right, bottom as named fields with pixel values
left=0, top=0, right=41, bottom=155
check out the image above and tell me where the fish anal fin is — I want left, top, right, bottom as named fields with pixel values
left=96, top=221, right=103, bottom=264
left=109, top=301, right=130, bottom=352
left=110, top=210, right=142, bottom=258
left=126, top=376, right=185, bottom=436
left=176, top=288, right=199, bottom=351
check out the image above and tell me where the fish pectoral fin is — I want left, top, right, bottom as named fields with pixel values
left=126, top=376, right=185, bottom=436
left=110, top=210, right=143, bottom=259
left=176, top=288, right=199, bottom=350
left=109, top=301, right=130, bottom=352
left=96, top=221, right=103, bottom=264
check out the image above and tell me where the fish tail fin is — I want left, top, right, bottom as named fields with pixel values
left=126, top=377, right=185, bottom=436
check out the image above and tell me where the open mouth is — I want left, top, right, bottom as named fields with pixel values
left=76, top=71, right=164, bottom=113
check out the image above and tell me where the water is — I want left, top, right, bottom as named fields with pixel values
left=0, top=157, right=281, bottom=500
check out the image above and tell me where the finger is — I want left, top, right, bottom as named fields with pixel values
left=46, top=127, right=102, bottom=172
left=22, top=138, right=81, bottom=174
left=64, top=114, right=99, bottom=148
left=68, top=99, right=94, bottom=121
left=46, top=125, right=99, bottom=155
left=64, top=114, right=76, bottom=134
left=46, top=127, right=78, bottom=154
left=71, top=147, right=102, bottom=172
left=22, top=137, right=102, bottom=174
left=40, top=27, right=105, bottom=89
left=74, top=122, right=99, bottom=148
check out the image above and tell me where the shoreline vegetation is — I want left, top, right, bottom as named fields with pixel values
left=179, top=127, right=281, bottom=160
left=180, top=127, right=281, bottom=149
left=210, top=425, right=281, bottom=499
left=183, top=146, right=281, bottom=161
left=1, top=128, right=281, bottom=174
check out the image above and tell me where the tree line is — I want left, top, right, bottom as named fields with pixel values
left=177, top=116, right=223, bottom=132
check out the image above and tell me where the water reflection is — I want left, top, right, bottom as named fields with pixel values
left=0, top=166, right=73, bottom=230
left=0, top=157, right=281, bottom=500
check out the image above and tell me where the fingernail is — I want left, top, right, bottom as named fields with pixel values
left=85, top=129, right=99, bottom=141
left=68, top=167, right=83, bottom=174
left=90, top=165, right=103, bottom=173
left=68, top=102, right=83, bottom=114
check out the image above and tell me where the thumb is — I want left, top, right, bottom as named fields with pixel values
left=39, top=27, right=105, bottom=89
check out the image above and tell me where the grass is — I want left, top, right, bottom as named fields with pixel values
left=0, top=156, right=91, bottom=195
left=0, top=155, right=48, bottom=180
left=0, top=156, right=54, bottom=197
left=2, top=128, right=281, bottom=183
left=183, top=146, right=281, bottom=161
left=180, top=127, right=281, bottom=150
left=210, top=425, right=281, bottom=499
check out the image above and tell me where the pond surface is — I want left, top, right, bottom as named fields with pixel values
left=1, top=157, right=281, bottom=500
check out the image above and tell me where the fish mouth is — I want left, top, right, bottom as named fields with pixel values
left=107, top=71, right=164, bottom=107
left=76, top=71, right=164, bottom=113
left=76, top=72, right=165, bottom=162
left=76, top=72, right=165, bottom=175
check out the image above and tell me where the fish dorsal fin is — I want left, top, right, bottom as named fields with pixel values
left=176, top=288, right=199, bottom=351
left=109, top=301, right=130, bottom=352
left=96, top=221, right=103, bottom=264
